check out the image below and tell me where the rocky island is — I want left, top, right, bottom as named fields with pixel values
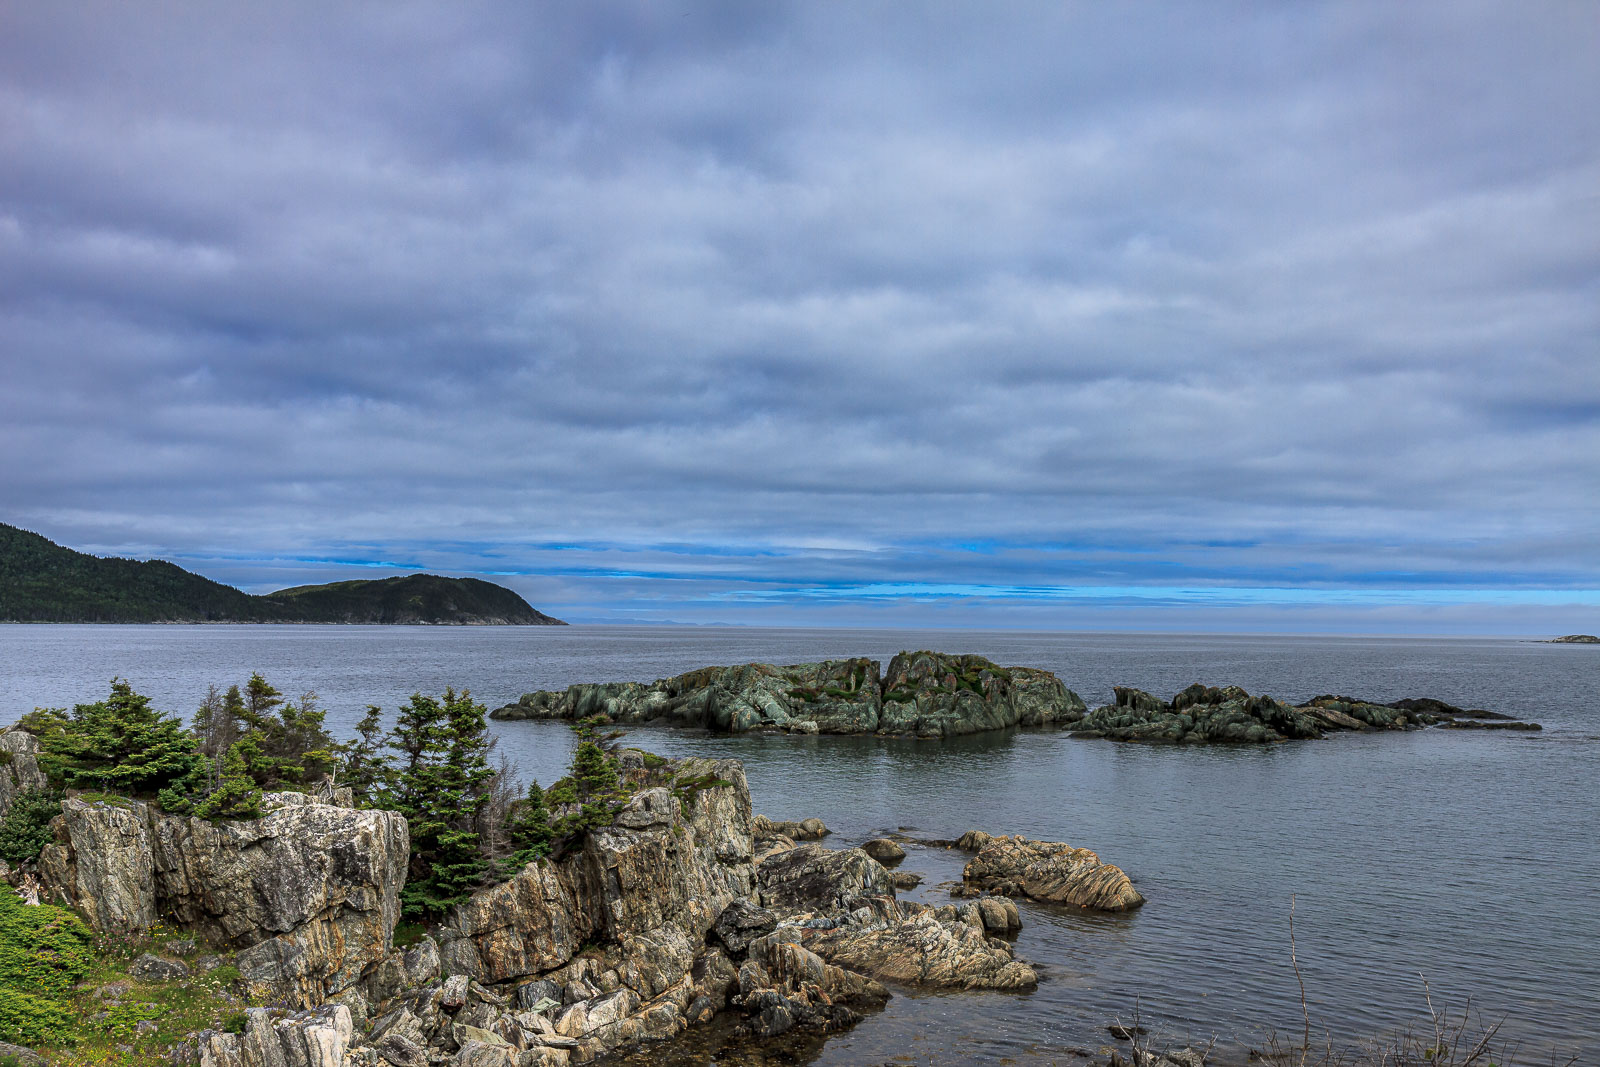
left=492, top=652, right=1540, bottom=741
left=1548, top=634, right=1599, bottom=643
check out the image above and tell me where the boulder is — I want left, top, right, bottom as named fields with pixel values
left=1073, top=684, right=1324, bottom=744
left=796, top=910, right=1037, bottom=990
left=963, top=835, right=1144, bottom=911
left=753, top=815, right=829, bottom=841
left=860, top=839, right=904, bottom=863
left=38, top=794, right=408, bottom=1006
left=878, top=651, right=1085, bottom=737
left=129, top=952, right=189, bottom=981
left=734, top=932, right=888, bottom=1038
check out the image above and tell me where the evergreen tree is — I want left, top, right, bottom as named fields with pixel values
left=19, top=679, right=204, bottom=802
left=339, top=705, right=387, bottom=804
left=504, top=779, right=553, bottom=866
left=241, top=673, right=283, bottom=732
left=192, top=684, right=237, bottom=759
left=545, top=717, right=630, bottom=839
left=381, top=688, right=497, bottom=918
left=194, top=740, right=264, bottom=820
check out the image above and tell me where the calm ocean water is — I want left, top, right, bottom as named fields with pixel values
left=2, top=625, right=1595, bottom=1064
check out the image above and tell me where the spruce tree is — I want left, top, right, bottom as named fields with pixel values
left=339, top=705, right=387, bottom=805
left=381, top=688, right=496, bottom=918
left=546, top=717, right=630, bottom=839
left=194, top=740, right=264, bottom=820
left=505, top=779, right=553, bottom=866
left=20, top=679, right=204, bottom=802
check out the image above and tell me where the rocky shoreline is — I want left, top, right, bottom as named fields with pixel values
left=1, top=728, right=1156, bottom=1066
left=491, top=651, right=1540, bottom=742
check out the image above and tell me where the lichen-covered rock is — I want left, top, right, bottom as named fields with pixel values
left=0, top=728, right=48, bottom=819
left=733, top=931, right=888, bottom=1038
left=493, top=659, right=881, bottom=734
left=755, top=843, right=896, bottom=920
left=1072, top=685, right=1537, bottom=744
left=879, top=652, right=1086, bottom=737
left=962, top=835, right=1144, bottom=912
left=491, top=654, right=1087, bottom=738
left=38, top=794, right=408, bottom=1006
left=130, top=952, right=189, bottom=981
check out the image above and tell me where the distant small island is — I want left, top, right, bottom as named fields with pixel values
left=1548, top=634, right=1599, bottom=644
left=0, top=523, right=565, bottom=624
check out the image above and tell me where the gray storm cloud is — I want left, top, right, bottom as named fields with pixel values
left=1, top=2, right=1596, bottom=630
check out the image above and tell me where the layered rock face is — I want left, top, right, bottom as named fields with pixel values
left=37, top=791, right=408, bottom=1006
left=492, top=652, right=1087, bottom=739
left=958, top=833, right=1145, bottom=912
left=436, top=757, right=755, bottom=989
left=1070, top=683, right=1539, bottom=744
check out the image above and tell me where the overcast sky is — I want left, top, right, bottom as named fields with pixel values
left=2, top=2, right=1596, bottom=632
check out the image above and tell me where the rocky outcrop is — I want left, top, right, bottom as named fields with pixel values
left=1073, top=684, right=1326, bottom=744
left=877, top=652, right=1086, bottom=737
left=37, top=791, right=408, bottom=1006
left=492, top=652, right=1087, bottom=738
left=0, top=727, right=48, bottom=819
left=1071, top=684, right=1538, bottom=744
left=796, top=908, right=1036, bottom=990
left=959, top=834, right=1144, bottom=912
left=1549, top=634, right=1599, bottom=643
left=752, top=815, right=829, bottom=841
left=174, top=1005, right=356, bottom=1067
left=436, top=758, right=754, bottom=988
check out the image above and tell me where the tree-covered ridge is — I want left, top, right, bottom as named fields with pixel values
left=0, top=523, right=564, bottom=624
left=262, top=573, right=563, bottom=624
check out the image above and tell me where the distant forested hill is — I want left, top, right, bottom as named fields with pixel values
left=0, top=524, right=565, bottom=625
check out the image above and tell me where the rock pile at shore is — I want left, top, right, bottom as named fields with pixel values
left=0, top=735, right=1046, bottom=1066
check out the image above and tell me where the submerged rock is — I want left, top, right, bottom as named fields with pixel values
left=961, top=834, right=1144, bottom=912
left=492, top=652, right=1087, bottom=738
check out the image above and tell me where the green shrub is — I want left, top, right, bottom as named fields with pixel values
left=0, top=888, right=92, bottom=1045
left=222, top=1011, right=248, bottom=1035
left=0, top=789, right=62, bottom=864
